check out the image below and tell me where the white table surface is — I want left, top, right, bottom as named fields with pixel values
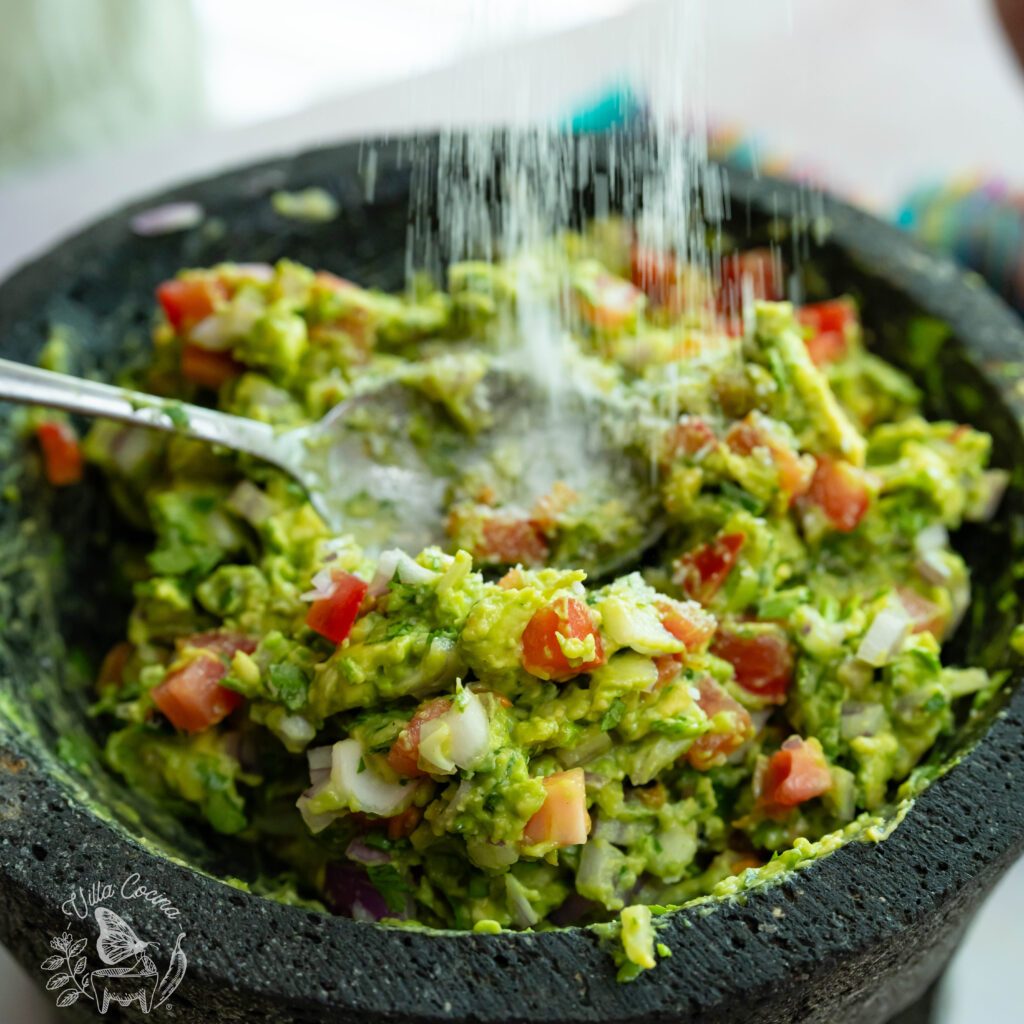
left=2, top=1, right=1022, bottom=1019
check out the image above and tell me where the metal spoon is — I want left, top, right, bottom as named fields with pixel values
left=0, top=357, right=664, bottom=577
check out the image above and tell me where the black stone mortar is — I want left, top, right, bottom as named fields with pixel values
left=1, top=138, right=1023, bottom=1024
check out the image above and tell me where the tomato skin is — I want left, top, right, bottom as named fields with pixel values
left=897, top=587, right=948, bottom=639
left=656, top=600, right=716, bottom=651
left=717, top=248, right=782, bottom=316
left=710, top=628, right=793, bottom=704
left=479, top=517, right=549, bottom=565
left=663, top=416, right=717, bottom=462
left=725, top=415, right=812, bottom=500
left=674, top=532, right=745, bottom=604
left=521, top=597, right=605, bottom=682
left=386, top=805, right=422, bottom=840
left=797, top=299, right=856, bottom=367
left=687, top=676, right=754, bottom=770
left=576, top=273, right=644, bottom=331
left=97, top=641, right=133, bottom=691
left=804, top=456, right=871, bottom=532
left=151, top=631, right=257, bottom=733
left=757, top=737, right=832, bottom=812
left=156, top=278, right=223, bottom=332
left=151, top=653, right=243, bottom=733
left=36, top=420, right=83, bottom=486
left=523, top=768, right=591, bottom=847
left=306, top=571, right=369, bottom=644
left=181, top=343, right=243, bottom=389
left=652, top=654, right=684, bottom=689
left=387, top=698, right=452, bottom=778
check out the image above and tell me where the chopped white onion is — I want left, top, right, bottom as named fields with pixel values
left=840, top=701, right=888, bottom=739
left=226, top=480, right=276, bottom=526
left=131, top=201, right=204, bottom=236
left=307, top=745, right=334, bottom=786
left=397, top=553, right=439, bottom=586
left=445, top=690, right=490, bottom=770
left=965, top=469, right=1009, bottom=523
left=915, top=550, right=952, bottom=585
left=278, top=714, right=315, bottom=749
left=368, top=549, right=401, bottom=598
left=231, top=263, right=274, bottom=282
left=505, top=875, right=539, bottom=928
left=914, top=524, right=949, bottom=554
left=330, top=738, right=412, bottom=816
left=301, top=567, right=336, bottom=602
left=856, top=609, right=911, bottom=667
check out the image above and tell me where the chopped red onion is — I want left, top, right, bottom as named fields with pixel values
left=131, top=201, right=204, bottom=236
left=323, top=863, right=390, bottom=922
left=548, top=893, right=598, bottom=927
left=345, top=838, right=391, bottom=866
left=307, top=745, right=333, bottom=787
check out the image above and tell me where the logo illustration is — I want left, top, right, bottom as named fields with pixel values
left=40, top=906, right=186, bottom=1013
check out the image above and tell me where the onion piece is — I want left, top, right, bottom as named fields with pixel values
left=331, top=739, right=414, bottom=817
left=301, top=567, right=336, bottom=602
left=307, top=744, right=333, bottom=786
left=323, top=862, right=390, bottom=921
left=856, top=608, right=911, bottom=667
left=965, top=469, right=1009, bottom=523
left=345, top=838, right=391, bottom=866
left=915, top=550, right=952, bottom=585
left=131, top=201, right=203, bottom=236
left=445, top=690, right=490, bottom=770
left=505, top=874, right=539, bottom=928
left=840, top=701, right=888, bottom=739
left=368, top=549, right=401, bottom=597
left=914, top=524, right=948, bottom=554
left=226, top=480, right=276, bottom=526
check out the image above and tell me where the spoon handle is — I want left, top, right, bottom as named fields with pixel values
left=0, top=357, right=288, bottom=467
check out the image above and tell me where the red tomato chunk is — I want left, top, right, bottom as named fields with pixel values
left=306, top=571, right=369, bottom=644
left=674, top=532, right=745, bottom=604
left=387, top=698, right=453, bottom=778
left=523, top=768, right=591, bottom=847
left=521, top=597, right=605, bottom=682
left=757, top=737, right=832, bottom=813
left=711, top=628, right=793, bottom=704
left=36, top=421, right=83, bottom=486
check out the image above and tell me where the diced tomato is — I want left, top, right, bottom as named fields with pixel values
left=522, top=768, right=591, bottom=847
left=687, top=676, right=754, bottom=770
left=305, top=570, right=369, bottom=644
left=530, top=482, right=578, bottom=533
left=726, top=415, right=812, bottom=500
left=521, top=597, right=605, bottom=682
left=656, top=600, right=716, bottom=650
left=897, top=587, right=948, bottom=639
left=386, top=805, right=422, bottom=840
left=757, top=737, right=832, bottom=813
left=636, top=781, right=667, bottom=809
left=97, top=642, right=133, bottom=691
left=728, top=854, right=764, bottom=875
left=630, top=243, right=683, bottom=310
left=717, top=248, right=782, bottom=316
left=804, top=456, right=871, bottom=532
left=387, top=698, right=453, bottom=778
left=711, top=628, right=793, bottom=704
left=151, top=653, right=243, bottom=733
left=674, top=532, right=745, bottom=604
left=156, top=278, right=224, bottom=332
left=479, top=517, right=549, bottom=565
left=181, top=343, right=243, bottom=389
left=652, top=654, right=684, bottom=690
left=797, top=299, right=856, bottom=367
left=576, top=273, right=645, bottom=331
left=663, top=416, right=717, bottom=462
left=36, top=420, right=83, bottom=486
left=179, top=631, right=259, bottom=659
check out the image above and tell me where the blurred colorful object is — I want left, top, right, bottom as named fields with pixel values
left=896, top=179, right=1024, bottom=314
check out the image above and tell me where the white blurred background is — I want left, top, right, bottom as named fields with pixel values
left=1, top=1, right=1022, bottom=1020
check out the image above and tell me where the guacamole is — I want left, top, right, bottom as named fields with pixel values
left=73, top=226, right=1006, bottom=975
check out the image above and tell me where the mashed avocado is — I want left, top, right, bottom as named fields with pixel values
left=78, top=224, right=1008, bottom=974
